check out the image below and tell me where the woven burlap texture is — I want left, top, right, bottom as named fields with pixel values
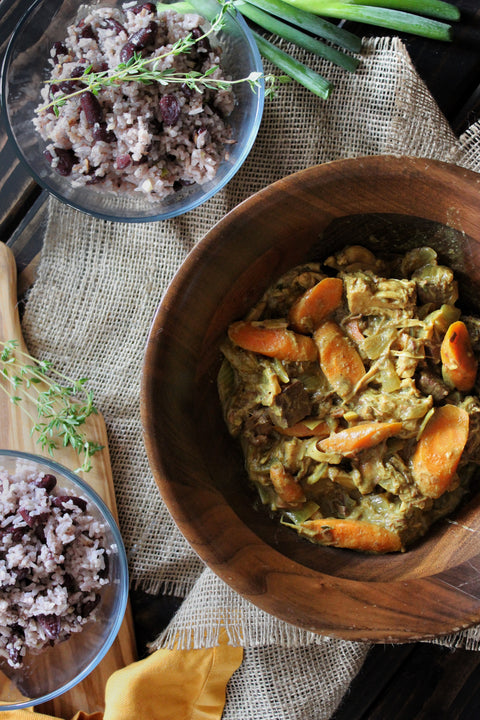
left=21, top=35, right=480, bottom=719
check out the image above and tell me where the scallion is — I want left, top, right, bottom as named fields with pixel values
left=276, top=1, right=456, bottom=41
left=237, top=0, right=362, bottom=50
left=348, top=0, right=460, bottom=21
left=252, top=29, right=333, bottom=98
left=160, top=0, right=460, bottom=101
left=236, top=0, right=360, bottom=71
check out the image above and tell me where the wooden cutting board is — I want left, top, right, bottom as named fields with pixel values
left=0, top=242, right=137, bottom=717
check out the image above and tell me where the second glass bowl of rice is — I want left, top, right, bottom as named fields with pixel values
left=1, top=0, right=264, bottom=222
left=0, top=450, right=128, bottom=710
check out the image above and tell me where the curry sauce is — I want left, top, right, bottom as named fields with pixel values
left=218, top=246, right=480, bottom=553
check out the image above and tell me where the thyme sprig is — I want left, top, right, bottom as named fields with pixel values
left=38, top=1, right=275, bottom=115
left=0, top=340, right=103, bottom=473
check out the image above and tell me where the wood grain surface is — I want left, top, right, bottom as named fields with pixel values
left=142, top=155, right=480, bottom=643
left=0, top=242, right=136, bottom=716
left=3, top=0, right=480, bottom=713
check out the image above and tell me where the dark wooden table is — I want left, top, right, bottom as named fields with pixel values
left=2, top=0, right=480, bottom=717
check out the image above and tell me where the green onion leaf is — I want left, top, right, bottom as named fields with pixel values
left=237, top=0, right=360, bottom=71
left=252, top=30, right=333, bottom=98
left=236, top=0, right=362, bottom=50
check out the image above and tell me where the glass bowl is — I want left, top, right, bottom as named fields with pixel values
left=0, top=450, right=129, bottom=710
left=1, top=0, right=264, bottom=222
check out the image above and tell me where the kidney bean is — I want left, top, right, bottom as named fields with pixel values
left=19, top=509, right=34, bottom=527
left=10, top=623, right=24, bottom=639
left=98, top=552, right=109, bottom=579
left=132, top=2, right=156, bottom=13
left=35, top=473, right=57, bottom=493
left=120, top=19, right=157, bottom=60
left=149, top=117, right=162, bottom=135
left=16, top=568, right=32, bottom=582
left=58, top=65, right=86, bottom=94
left=34, top=512, right=50, bottom=526
left=35, top=525, right=46, bottom=543
left=159, top=94, right=180, bottom=126
left=52, top=147, right=78, bottom=176
left=19, top=508, right=50, bottom=528
left=173, top=178, right=195, bottom=192
left=77, top=593, right=101, bottom=618
left=129, top=21, right=157, bottom=50
left=100, top=17, right=127, bottom=34
left=119, top=41, right=135, bottom=63
left=79, top=24, right=96, bottom=40
left=80, top=91, right=103, bottom=126
left=37, top=614, right=61, bottom=641
left=57, top=79, right=77, bottom=93
left=92, top=122, right=116, bottom=143
left=0, top=525, right=20, bottom=543
left=51, top=41, right=67, bottom=61
left=181, top=82, right=194, bottom=98
left=116, top=154, right=132, bottom=170
left=63, top=573, right=78, bottom=593
left=11, top=527, right=26, bottom=543
left=71, top=64, right=87, bottom=81
left=192, top=27, right=211, bottom=53
left=53, top=495, right=88, bottom=511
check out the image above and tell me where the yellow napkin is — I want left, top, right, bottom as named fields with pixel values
left=3, top=638, right=243, bottom=720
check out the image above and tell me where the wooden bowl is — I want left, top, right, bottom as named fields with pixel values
left=141, top=155, right=480, bottom=643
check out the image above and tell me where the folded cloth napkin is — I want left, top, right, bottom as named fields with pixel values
left=19, top=35, right=480, bottom=720
left=4, top=632, right=243, bottom=720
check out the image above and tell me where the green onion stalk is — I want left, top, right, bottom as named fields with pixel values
left=235, top=0, right=360, bottom=73
left=277, top=0, right=458, bottom=40
left=173, top=0, right=459, bottom=99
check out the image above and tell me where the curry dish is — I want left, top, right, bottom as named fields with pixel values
left=218, top=245, right=480, bottom=553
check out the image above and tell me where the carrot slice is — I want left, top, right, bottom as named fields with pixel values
left=313, top=321, right=366, bottom=398
left=318, top=421, right=402, bottom=457
left=440, top=320, right=478, bottom=392
left=270, top=463, right=305, bottom=505
left=228, top=321, right=317, bottom=361
left=275, top=419, right=330, bottom=438
left=299, top=517, right=402, bottom=553
left=411, top=404, right=469, bottom=498
left=344, top=318, right=364, bottom=344
left=289, top=277, right=343, bottom=334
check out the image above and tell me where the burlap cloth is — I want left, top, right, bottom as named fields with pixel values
left=21, top=36, right=480, bottom=719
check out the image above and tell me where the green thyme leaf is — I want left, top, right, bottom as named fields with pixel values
left=0, top=340, right=102, bottom=473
